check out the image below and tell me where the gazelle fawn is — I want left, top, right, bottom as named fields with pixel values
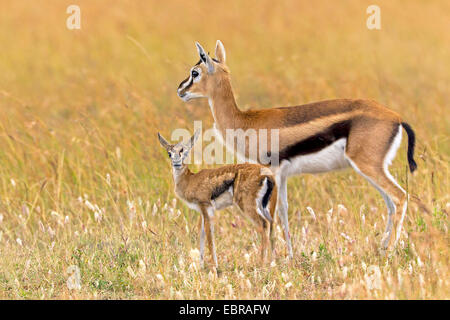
left=178, top=40, right=422, bottom=257
left=158, top=130, right=278, bottom=269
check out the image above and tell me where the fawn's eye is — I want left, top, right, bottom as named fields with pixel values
left=191, top=70, right=199, bottom=78
left=168, top=152, right=172, bottom=157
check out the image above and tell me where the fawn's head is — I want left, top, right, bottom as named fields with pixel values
left=157, top=130, right=201, bottom=170
left=177, top=40, right=229, bottom=101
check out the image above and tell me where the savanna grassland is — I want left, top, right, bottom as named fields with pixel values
left=0, top=0, right=448, bottom=299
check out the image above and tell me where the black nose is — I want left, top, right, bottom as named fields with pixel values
left=178, top=91, right=186, bottom=98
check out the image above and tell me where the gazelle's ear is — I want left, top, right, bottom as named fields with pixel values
left=215, top=40, right=226, bottom=63
left=157, top=133, right=171, bottom=150
left=195, top=42, right=215, bottom=73
left=186, top=129, right=201, bottom=150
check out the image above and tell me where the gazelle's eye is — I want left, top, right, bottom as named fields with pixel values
left=180, top=148, right=184, bottom=153
left=191, top=70, right=199, bottom=78
left=168, top=152, right=172, bottom=158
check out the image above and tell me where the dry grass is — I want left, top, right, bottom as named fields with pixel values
left=0, top=0, right=448, bottom=299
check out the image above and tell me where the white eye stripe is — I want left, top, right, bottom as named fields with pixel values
left=179, top=69, right=197, bottom=91
left=178, top=78, right=191, bottom=92
left=191, top=68, right=202, bottom=83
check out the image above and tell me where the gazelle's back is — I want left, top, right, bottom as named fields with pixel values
left=178, top=163, right=272, bottom=206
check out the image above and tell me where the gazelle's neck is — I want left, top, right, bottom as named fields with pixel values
left=172, top=165, right=190, bottom=184
left=208, top=77, right=243, bottom=129
left=171, top=165, right=193, bottom=201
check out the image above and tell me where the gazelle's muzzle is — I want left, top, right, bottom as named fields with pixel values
left=177, top=75, right=194, bottom=100
left=172, top=160, right=183, bottom=169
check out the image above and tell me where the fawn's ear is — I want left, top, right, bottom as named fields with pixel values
left=215, top=40, right=226, bottom=64
left=195, top=42, right=215, bottom=73
left=186, top=129, right=201, bottom=150
left=157, top=133, right=171, bottom=150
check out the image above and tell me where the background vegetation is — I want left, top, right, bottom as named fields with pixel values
left=0, top=0, right=448, bottom=299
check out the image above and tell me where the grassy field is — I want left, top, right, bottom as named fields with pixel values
left=0, top=0, right=448, bottom=299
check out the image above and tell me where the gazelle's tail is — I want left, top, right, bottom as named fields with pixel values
left=401, top=122, right=417, bottom=173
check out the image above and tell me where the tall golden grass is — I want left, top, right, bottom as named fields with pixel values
left=0, top=0, right=448, bottom=299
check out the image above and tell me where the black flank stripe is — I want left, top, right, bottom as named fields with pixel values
left=211, top=179, right=235, bottom=200
left=277, top=120, right=352, bottom=161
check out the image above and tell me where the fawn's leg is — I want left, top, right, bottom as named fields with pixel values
left=239, top=203, right=271, bottom=265
left=260, top=219, right=271, bottom=265
left=199, top=214, right=206, bottom=267
left=200, top=205, right=218, bottom=269
left=269, top=184, right=278, bottom=259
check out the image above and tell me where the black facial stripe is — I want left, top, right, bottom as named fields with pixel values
left=178, top=77, right=190, bottom=89
left=184, top=78, right=193, bottom=91
left=275, top=120, right=352, bottom=162
left=178, top=76, right=193, bottom=92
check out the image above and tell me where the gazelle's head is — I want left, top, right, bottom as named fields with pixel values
left=157, top=130, right=201, bottom=170
left=177, top=40, right=229, bottom=101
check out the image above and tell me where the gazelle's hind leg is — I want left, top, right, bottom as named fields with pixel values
left=259, top=180, right=278, bottom=263
left=235, top=177, right=276, bottom=265
left=235, top=202, right=271, bottom=265
left=259, top=219, right=271, bottom=264
left=346, top=157, right=406, bottom=249
left=346, top=123, right=407, bottom=250
left=268, top=184, right=278, bottom=258
left=275, top=174, right=293, bottom=258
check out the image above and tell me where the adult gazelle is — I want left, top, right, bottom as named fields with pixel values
left=178, top=41, right=418, bottom=258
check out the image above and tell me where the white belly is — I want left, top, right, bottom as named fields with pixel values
left=178, top=188, right=233, bottom=214
left=182, top=200, right=200, bottom=212
left=282, top=138, right=350, bottom=176
left=212, top=189, right=234, bottom=210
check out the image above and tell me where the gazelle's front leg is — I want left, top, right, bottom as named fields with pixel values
left=276, top=174, right=293, bottom=258
left=201, top=206, right=218, bottom=269
left=199, top=215, right=206, bottom=267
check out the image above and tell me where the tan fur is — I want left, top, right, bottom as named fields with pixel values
left=178, top=45, right=403, bottom=155
left=178, top=41, right=417, bottom=253
left=158, top=132, right=278, bottom=268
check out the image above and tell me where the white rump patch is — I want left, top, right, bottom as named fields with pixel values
left=256, top=177, right=273, bottom=222
left=384, top=125, right=405, bottom=194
